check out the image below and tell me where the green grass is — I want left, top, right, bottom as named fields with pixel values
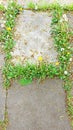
left=27, top=1, right=62, bottom=11
left=51, top=5, right=73, bottom=126
left=27, top=2, right=35, bottom=9
left=27, top=1, right=73, bottom=11
left=3, top=63, right=59, bottom=87
left=0, top=4, right=5, bottom=11
left=0, top=111, right=8, bottom=130
left=64, top=4, right=73, bottom=11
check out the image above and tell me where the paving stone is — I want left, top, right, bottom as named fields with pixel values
left=0, top=12, right=6, bottom=121
left=0, top=53, right=6, bottom=121
left=7, top=79, right=72, bottom=130
left=17, top=0, right=73, bottom=7
left=11, top=11, right=58, bottom=65
left=1, top=0, right=73, bottom=9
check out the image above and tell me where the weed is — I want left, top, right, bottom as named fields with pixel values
left=51, top=5, right=73, bottom=126
left=0, top=4, right=5, bottom=11
left=64, top=4, right=73, bottom=11
left=27, top=1, right=73, bottom=11
left=27, top=2, right=35, bottom=9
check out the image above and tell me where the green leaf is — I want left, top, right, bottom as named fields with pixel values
left=19, top=78, right=32, bottom=86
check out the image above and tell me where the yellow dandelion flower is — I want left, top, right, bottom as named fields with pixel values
left=19, top=8, right=23, bottom=11
left=67, top=52, right=70, bottom=55
left=55, top=62, right=59, bottom=66
left=38, top=56, right=43, bottom=61
left=6, top=27, right=11, bottom=31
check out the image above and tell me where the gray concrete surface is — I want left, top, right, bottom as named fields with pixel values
left=0, top=0, right=73, bottom=8
left=0, top=11, right=6, bottom=121
left=17, top=0, right=73, bottom=7
left=7, top=79, right=71, bottom=130
left=0, top=53, right=6, bottom=121
left=11, top=11, right=58, bottom=65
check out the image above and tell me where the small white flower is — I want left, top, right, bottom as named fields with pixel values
left=4, top=5, right=7, bottom=9
left=10, top=15, right=12, bottom=18
left=68, top=46, right=70, bottom=49
left=10, top=52, right=14, bottom=56
left=59, top=18, right=63, bottom=23
left=0, top=1, right=2, bottom=4
left=3, top=21, right=6, bottom=24
left=69, top=58, right=72, bottom=62
left=63, top=14, right=68, bottom=22
left=10, top=0, right=13, bottom=3
left=1, top=24, right=5, bottom=28
left=35, top=4, right=38, bottom=10
left=11, top=7, right=13, bottom=10
left=2, top=45, right=4, bottom=48
left=64, top=71, right=68, bottom=75
left=61, top=48, right=64, bottom=51
left=1, top=17, right=4, bottom=20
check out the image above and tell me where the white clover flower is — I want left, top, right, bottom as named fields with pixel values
left=4, top=5, right=7, bottom=9
left=0, top=1, right=2, bottom=4
left=10, top=0, right=13, bottom=3
left=35, top=4, right=38, bottom=10
left=10, top=15, right=12, bottom=18
left=10, top=52, right=14, bottom=56
left=1, top=17, right=4, bottom=20
left=3, top=21, right=6, bottom=24
left=64, top=71, right=68, bottom=75
left=69, top=58, right=72, bottom=62
left=61, top=48, right=64, bottom=51
left=63, top=14, right=68, bottom=22
left=59, top=18, right=63, bottom=23
left=68, top=46, right=70, bottom=49
left=2, top=45, right=4, bottom=49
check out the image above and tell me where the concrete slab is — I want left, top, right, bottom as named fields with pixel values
left=11, top=11, right=58, bottom=65
left=0, top=53, right=6, bottom=121
left=1, top=0, right=73, bottom=9
left=7, top=79, right=71, bottom=130
left=0, top=8, right=6, bottom=122
left=17, top=0, right=73, bottom=7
